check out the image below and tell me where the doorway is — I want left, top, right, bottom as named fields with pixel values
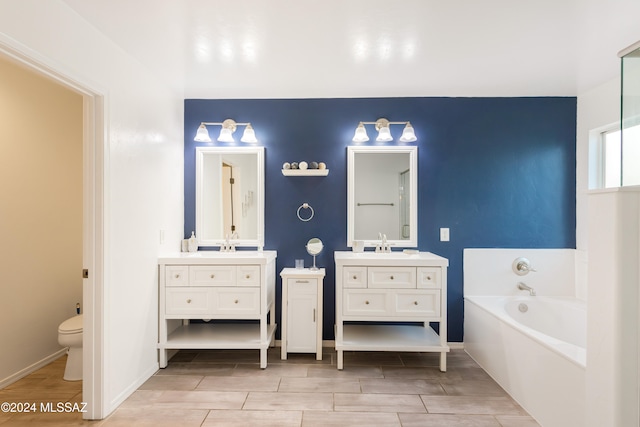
left=0, top=44, right=105, bottom=419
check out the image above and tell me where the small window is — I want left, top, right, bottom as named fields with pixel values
left=593, top=123, right=640, bottom=189
left=602, top=127, right=621, bottom=188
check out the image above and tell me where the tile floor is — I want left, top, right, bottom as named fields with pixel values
left=0, top=348, right=541, bottom=426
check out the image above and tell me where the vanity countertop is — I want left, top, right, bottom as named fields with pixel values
left=159, top=250, right=277, bottom=265
left=334, top=251, right=448, bottom=267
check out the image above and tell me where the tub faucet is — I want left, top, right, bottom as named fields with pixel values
left=517, top=282, right=536, bottom=296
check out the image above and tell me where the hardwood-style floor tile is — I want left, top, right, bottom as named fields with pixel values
left=278, top=377, right=361, bottom=393
left=494, top=415, right=542, bottom=426
left=1, top=348, right=541, bottom=426
left=243, top=391, right=333, bottom=411
left=421, top=395, right=527, bottom=415
left=196, top=375, right=280, bottom=392
left=359, top=378, right=445, bottom=395
left=302, top=410, right=401, bottom=427
left=334, top=392, right=426, bottom=413
left=100, top=407, right=208, bottom=427
left=202, top=410, right=302, bottom=427
left=398, top=413, right=502, bottom=427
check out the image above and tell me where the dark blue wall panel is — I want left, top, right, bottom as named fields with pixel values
left=184, top=97, right=577, bottom=342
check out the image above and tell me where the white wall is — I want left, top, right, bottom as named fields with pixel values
left=463, top=248, right=577, bottom=297
left=0, top=0, right=183, bottom=418
left=0, top=55, right=83, bottom=387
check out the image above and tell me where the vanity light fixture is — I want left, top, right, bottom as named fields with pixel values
left=194, top=119, right=258, bottom=143
left=352, top=118, right=417, bottom=143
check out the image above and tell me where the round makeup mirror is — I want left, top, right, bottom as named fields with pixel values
left=306, top=238, right=323, bottom=270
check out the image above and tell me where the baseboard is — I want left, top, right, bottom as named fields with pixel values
left=0, top=348, right=67, bottom=389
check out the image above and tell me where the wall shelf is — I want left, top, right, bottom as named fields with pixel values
left=282, top=169, right=329, bottom=176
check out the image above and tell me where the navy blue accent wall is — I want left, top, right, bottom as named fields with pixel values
left=184, top=97, right=577, bottom=342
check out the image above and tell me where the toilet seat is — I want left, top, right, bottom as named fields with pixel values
left=58, top=315, right=83, bottom=335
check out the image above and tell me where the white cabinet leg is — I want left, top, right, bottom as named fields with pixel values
left=337, top=350, right=344, bottom=370
left=159, top=350, right=168, bottom=368
left=440, top=352, right=447, bottom=372
left=260, top=348, right=267, bottom=369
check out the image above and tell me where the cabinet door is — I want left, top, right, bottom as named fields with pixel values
left=287, top=281, right=317, bottom=352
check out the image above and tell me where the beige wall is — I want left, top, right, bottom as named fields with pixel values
left=0, top=55, right=82, bottom=386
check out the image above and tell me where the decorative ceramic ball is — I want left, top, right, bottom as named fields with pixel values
left=291, top=162, right=299, bottom=169
left=299, top=161, right=308, bottom=170
left=309, top=161, right=318, bottom=169
left=318, top=162, right=326, bottom=170
left=282, top=162, right=291, bottom=170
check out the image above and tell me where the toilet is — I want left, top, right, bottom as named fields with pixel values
left=57, top=314, right=83, bottom=381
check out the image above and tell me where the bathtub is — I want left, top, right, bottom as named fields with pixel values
left=465, top=295, right=586, bottom=427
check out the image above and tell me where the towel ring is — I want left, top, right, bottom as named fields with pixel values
left=297, top=203, right=315, bottom=222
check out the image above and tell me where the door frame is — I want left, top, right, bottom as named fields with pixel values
left=0, top=37, right=106, bottom=419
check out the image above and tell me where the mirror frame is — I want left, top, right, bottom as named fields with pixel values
left=195, top=146, right=265, bottom=249
left=347, top=145, right=418, bottom=248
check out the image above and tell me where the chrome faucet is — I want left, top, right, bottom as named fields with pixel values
left=375, top=232, right=391, bottom=253
left=220, top=233, right=237, bottom=252
left=517, top=282, right=536, bottom=296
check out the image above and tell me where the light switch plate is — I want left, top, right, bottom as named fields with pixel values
left=440, top=228, right=450, bottom=242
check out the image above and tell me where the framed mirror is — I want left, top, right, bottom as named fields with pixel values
left=347, top=146, right=417, bottom=248
left=196, top=146, right=264, bottom=249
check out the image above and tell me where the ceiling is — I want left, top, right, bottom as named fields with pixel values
left=61, top=0, right=640, bottom=99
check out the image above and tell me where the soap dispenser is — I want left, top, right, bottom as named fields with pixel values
left=188, top=231, right=198, bottom=252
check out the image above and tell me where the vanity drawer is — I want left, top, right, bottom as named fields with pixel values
left=343, top=290, right=390, bottom=315
left=368, top=267, right=416, bottom=289
left=394, top=290, right=441, bottom=317
left=165, top=287, right=210, bottom=315
left=190, top=266, right=235, bottom=286
left=212, top=287, right=260, bottom=315
left=343, top=267, right=367, bottom=288
left=417, top=267, right=441, bottom=289
left=237, top=265, right=261, bottom=287
left=165, top=266, right=189, bottom=287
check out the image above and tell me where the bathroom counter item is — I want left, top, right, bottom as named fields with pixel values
left=334, top=251, right=449, bottom=371
left=280, top=268, right=326, bottom=360
left=157, top=251, right=277, bottom=369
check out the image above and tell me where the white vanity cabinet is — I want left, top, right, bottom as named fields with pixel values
left=335, top=251, right=449, bottom=371
left=158, top=251, right=277, bottom=369
left=280, top=268, right=325, bottom=360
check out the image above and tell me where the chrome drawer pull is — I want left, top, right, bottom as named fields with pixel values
left=296, top=280, right=309, bottom=283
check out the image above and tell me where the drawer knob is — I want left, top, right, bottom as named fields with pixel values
left=353, top=275, right=357, bottom=280
left=427, top=276, right=432, bottom=280
left=246, top=275, right=250, bottom=279
left=175, top=274, right=180, bottom=279
left=234, top=299, right=239, bottom=304
left=186, top=299, right=192, bottom=304
left=414, top=301, right=419, bottom=305
left=365, top=300, right=370, bottom=305
left=390, top=276, right=394, bottom=280
left=210, top=274, right=215, bottom=279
